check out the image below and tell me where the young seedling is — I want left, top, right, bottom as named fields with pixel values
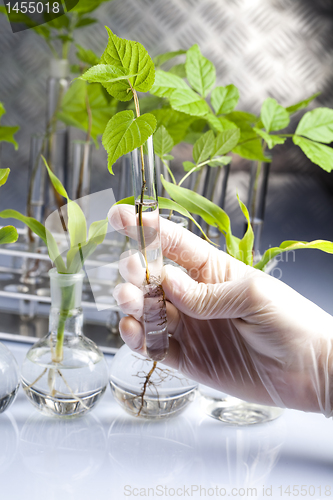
left=0, top=157, right=108, bottom=402
left=80, top=27, right=185, bottom=411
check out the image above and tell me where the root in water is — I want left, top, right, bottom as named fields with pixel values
left=137, top=361, right=157, bottom=417
left=131, top=357, right=186, bottom=417
left=23, top=366, right=89, bottom=410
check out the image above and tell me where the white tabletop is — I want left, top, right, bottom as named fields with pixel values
left=1, top=340, right=333, bottom=500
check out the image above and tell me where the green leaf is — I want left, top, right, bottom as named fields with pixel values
left=168, top=64, right=186, bottom=78
left=170, top=88, right=211, bottom=116
left=81, top=64, right=140, bottom=100
left=293, top=136, right=333, bottom=172
left=128, top=95, right=165, bottom=114
left=233, top=139, right=271, bottom=162
left=102, top=110, right=157, bottom=173
left=226, top=111, right=258, bottom=124
left=42, top=156, right=68, bottom=199
left=185, top=44, right=216, bottom=98
left=208, top=156, right=232, bottom=167
left=164, top=154, right=174, bottom=161
left=150, top=70, right=189, bottom=98
left=42, top=156, right=88, bottom=249
left=0, top=168, right=10, bottom=187
left=153, top=50, right=187, bottom=67
left=193, top=130, right=215, bottom=164
left=184, top=132, right=203, bottom=144
left=225, top=114, right=259, bottom=144
left=253, top=128, right=286, bottom=149
left=47, top=14, right=70, bottom=30
left=237, top=195, right=254, bottom=266
left=0, top=126, right=19, bottom=149
left=204, top=113, right=224, bottom=132
left=56, top=34, right=74, bottom=44
left=261, top=98, right=290, bottom=133
left=80, top=64, right=137, bottom=85
left=0, top=210, right=47, bottom=244
left=255, top=239, right=333, bottom=271
left=101, top=27, right=155, bottom=98
left=88, top=219, right=109, bottom=245
left=0, top=226, right=18, bottom=245
left=76, top=44, right=100, bottom=66
left=75, top=17, right=97, bottom=29
left=151, top=108, right=195, bottom=145
left=211, top=85, right=239, bottom=115
left=218, top=117, right=239, bottom=131
left=65, top=217, right=108, bottom=274
left=115, top=195, right=215, bottom=244
left=153, top=126, right=174, bottom=158
left=286, top=92, right=321, bottom=115
left=45, top=228, right=67, bottom=273
left=295, top=108, right=333, bottom=143
left=58, top=80, right=117, bottom=144
left=160, top=176, right=231, bottom=234
left=67, top=201, right=87, bottom=248
left=214, top=129, right=240, bottom=156
left=183, top=161, right=195, bottom=171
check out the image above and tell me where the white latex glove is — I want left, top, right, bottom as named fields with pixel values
left=109, top=205, right=333, bottom=417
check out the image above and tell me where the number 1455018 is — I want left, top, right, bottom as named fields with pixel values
left=5, top=2, right=60, bottom=14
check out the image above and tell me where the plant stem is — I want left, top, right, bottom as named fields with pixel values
left=128, top=79, right=150, bottom=284
left=76, top=89, right=92, bottom=200
left=161, top=158, right=176, bottom=184
left=53, top=283, right=75, bottom=363
left=137, top=361, right=157, bottom=416
left=250, top=140, right=267, bottom=223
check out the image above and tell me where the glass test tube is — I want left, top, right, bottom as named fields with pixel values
left=131, top=136, right=169, bottom=362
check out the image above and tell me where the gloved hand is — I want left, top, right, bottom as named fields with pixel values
left=109, top=204, right=333, bottom=417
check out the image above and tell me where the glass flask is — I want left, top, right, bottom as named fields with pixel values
left=0, top=342, right=20, bottom=413
left=110, top=344, right=198, bottom=419
left=21, top=269, right=109, bottom=417
left=199, top=385, right=284, bottom=426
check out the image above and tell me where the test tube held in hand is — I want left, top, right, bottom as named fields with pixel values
left=131, top=137, right=169, bottom=361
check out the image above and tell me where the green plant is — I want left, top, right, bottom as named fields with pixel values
left=0, top=157, right=108, bottom=361
left=150, top=45, right=333, bottom=172
left=148, top=45, right=333, bottom=236
left=78, top=29, right=333, bottom=271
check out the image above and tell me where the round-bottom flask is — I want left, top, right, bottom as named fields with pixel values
left=0, top=343, right=20, bottom=413
left=199, top=385, right=284, bottom=426
left=110, top=344, right=198, bottom=419
left=21, top=269, right=109, bottom=417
